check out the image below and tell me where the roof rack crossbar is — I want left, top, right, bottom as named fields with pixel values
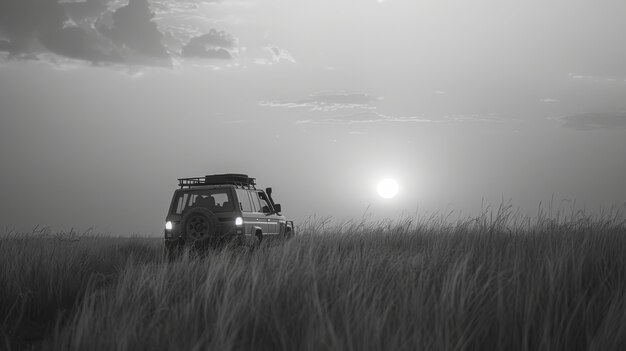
left=178, top=173, right=256, bottom=189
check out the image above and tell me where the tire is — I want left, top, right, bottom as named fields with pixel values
left=181, top=208, right=221, bottom=243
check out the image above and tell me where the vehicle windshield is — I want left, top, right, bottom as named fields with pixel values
left=172, top=188, right=234, bottom=214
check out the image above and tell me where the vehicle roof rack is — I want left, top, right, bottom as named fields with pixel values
left=178, top=173, right=256, bottom=189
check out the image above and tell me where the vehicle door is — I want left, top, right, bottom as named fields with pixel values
left=255, top=191, right=279, bottom=235
left=235, top=188, right=257, bottom=235
left=246, top=190, right=270, bottom=235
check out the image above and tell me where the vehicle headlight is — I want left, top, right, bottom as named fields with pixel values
left=165, top=221, right=173, bottom=230
left=235, top=217, right=243, bottom=226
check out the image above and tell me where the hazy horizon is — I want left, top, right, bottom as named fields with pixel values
left=1, top=0, right=625, bottom=235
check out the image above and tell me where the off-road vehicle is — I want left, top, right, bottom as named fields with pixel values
left=164, top=174, right=294, bottom=253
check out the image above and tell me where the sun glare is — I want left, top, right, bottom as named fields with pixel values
left=377, top=178, right=399, bottom=199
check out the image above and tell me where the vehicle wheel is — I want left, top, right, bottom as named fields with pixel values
left=181, top=208, right=221, bottom=243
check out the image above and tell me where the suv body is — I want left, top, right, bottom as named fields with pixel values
left=164, top=174, right=294, bottom=251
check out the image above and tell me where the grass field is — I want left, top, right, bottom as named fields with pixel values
left=2, top=205, right=626, bottom=351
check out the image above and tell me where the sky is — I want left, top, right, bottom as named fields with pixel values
left=1, top=0, right=625, bottom=235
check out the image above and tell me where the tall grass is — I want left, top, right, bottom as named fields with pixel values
left=2, top=206, right=626, bottom=350
left=0, top=227, right=161, bottom=350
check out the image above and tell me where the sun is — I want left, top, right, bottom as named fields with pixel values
left=377, top=178, right=399, bottom=199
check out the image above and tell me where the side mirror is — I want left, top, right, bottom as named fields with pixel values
left=273, top=204, right=282, bottom=213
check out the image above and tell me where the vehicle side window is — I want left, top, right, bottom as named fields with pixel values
left=175, top=194, right=190, bottom=214
left=189, top=194, right=198, bottom=206
left=212, top=193, right=231, bottom=209
left=174, top=189, right=234, bottom=214
left=236, top=189, right=253, bottom=212
left=248, top=191, right=260, bottom=212
left=257, top=192, right=272, bottom=214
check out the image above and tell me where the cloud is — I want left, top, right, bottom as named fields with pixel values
left=182, top=46, right=231, bottom=59
left=561, top=112, right=626, bottom=130
left=265, top=45, right=295, bottom=63
left=541, top=98, right=559, bottom=103
left=187, top=29, right=235, bottom=48
left=147, top=0, right=222, bottom=15
left=261, top=91, right=435, bottom=124
left=336, top=112, right=429, bottom=124
left=260, top=92, right=378, bottom=112
left=0, top=0, right=67, bottom=55
left=98, top=0, right=169, bottom=61
left=181, top=29, right=236, bottom=59
left=0, top=39, right=10, bottom=52
left=295, top=111, right=431, bottom=125
left=0, top=0, right=238, bottom=68
left=62, top=0, right=109, bottom=23
left=330, top=111, right=384, bottom=123
left=568, top=72, right=626, bottom=84
left=305, top=92, right=375, bottom=105
left=39, top=25, right=123, bottom=63
left=260, top=91, right=507, bottom=126
left=0, top=0, right=168, bottom=65
left=254, top=58, right=271, bottom=65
